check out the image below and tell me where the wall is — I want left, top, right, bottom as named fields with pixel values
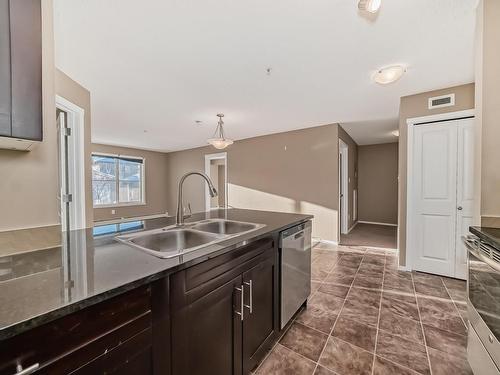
left=338, top=126, right=358, bottom=230
left=479, top=0, right=500, bottom=227
left=167, top=124, right=341, bottom=241
left=0, top=0, right=58, bottom=232
left=92, top=144, right=169, bottom=222
left=55, top=69, right=93, bottom=227
left=398, top=83, right=475, bottom=266
left=358, top=143, right=398, bottom=225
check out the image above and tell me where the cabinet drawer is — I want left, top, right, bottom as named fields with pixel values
left=0, top=286, right=151, bottom=375
left=171, top=238, right=274, bottom=307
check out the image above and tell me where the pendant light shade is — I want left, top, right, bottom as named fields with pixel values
left=207, top=114, right=233, bottom=149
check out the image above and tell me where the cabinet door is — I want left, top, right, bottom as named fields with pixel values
left=171, top=274, right=243, bottom=375
left=242, top=253, right=278, bottom=374
left=9, top=0, right=42, bottom=140
left=0, top=0, right=11, bottom=136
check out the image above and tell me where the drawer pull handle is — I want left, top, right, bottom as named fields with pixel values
left=14, top=363, right=39, bottom=375
left=244, top=280, right=253, bottom=314
left=235, top=286, right=244, bottom=321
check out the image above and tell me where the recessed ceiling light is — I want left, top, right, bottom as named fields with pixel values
left=358, top=0, right=381, bottom=13
left=373, top=65, right=406, bottom=85
left=391, top=130, right=400, bottom=137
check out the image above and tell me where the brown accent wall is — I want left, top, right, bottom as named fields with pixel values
left=338, top=126, right=358, bottom=230
left=92, top=144, right=169, bottom=222
left=398, top=83, right=475, bottom=266
left=0, top=0, right=58, bottom=232
left=55, top=69, right=94, bottom=227
left=479, top=0, right=500, bottom=227
left=358, top=143, right=398, bottom=225
left=167, top=124, right=341, bottom=241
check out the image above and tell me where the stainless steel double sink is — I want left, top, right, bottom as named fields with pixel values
left=115, top=219, right=265, bottom=259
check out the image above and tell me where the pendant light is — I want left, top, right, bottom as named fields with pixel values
left=207, top=113, right=234, bottom=149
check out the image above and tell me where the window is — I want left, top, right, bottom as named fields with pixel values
left=92, top=154, right=145, bottom=207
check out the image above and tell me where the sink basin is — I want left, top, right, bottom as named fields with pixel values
left=115, top=219, right=265, bottom=259
left=191, top=219, right=260, bottom=235
left=116, top=228, right=221, bottom=259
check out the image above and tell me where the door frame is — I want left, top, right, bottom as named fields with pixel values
left=204, top=152, right=228, bottom=211
left=56, top=95, right=86, bottom=231
left=405, top=109, right=475, bottom=271
left=339, top=139, right=349, bottom=235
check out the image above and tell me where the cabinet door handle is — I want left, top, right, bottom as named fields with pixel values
left=14, top=363, right=39, bottom=375
left=235, top=286, right=244, bottom=321
left=244, top=280, right=253, bottom=314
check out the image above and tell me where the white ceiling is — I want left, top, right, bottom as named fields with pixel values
left=340, top=118, right=399, bottom=145
left=54, top=0, right=477, bottom=152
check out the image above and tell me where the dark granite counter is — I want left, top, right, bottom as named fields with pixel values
left=0, top=209, right=311, bottom=341
left=470, top=226, right=500, bottom=249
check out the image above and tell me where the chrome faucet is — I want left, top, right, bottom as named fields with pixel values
left=176, top=172, right=218, bottom=226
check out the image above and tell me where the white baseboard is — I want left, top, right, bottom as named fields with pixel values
left=358, top=220, right=397, bottom=227
left=398, top=265, right=412, bottom=272
left=315, top=239, right=339, bottom=246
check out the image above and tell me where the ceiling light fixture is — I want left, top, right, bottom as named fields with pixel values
left=207, top=113, right=234, bottom=149
left=358, top=0, right=381, bottom=13
left=373, top=65, right=406, bottom=85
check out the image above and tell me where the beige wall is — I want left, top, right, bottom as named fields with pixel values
left=338, top=125, right=358, bottom=230
left=92, top=143, right=169, bottom=222
left=479, top=0, right=500, bottom=227
left=358, top=143, right=398, bottom=225
left=0, top=0, right=59, bottom=232
left=55, top=69, right=93, bottom=227
left=167, top=124, right=341, bottom=241
left=398, top=83, right=475, bottom=266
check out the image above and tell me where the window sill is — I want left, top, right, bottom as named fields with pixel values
left=93, top=202, right=147, bottom=209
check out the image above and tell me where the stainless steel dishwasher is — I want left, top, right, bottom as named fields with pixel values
left=280, top=220, right=312, bottom=329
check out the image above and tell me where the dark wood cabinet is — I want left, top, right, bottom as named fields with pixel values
left=170, top=237, right=278, bottom=375
left=242, top=254, right=278, bottom=374
left=0, top=0, right=42, bottom=142
left=0, top=286, right=155, bottom=375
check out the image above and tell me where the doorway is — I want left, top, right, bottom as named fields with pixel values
left=339, top=139, right=349, bottom=236
left=204, top=152, right=228, bottom=211
left=407, top=112, right=474, bottom=279
left=56, top=95, right=86, bottom=231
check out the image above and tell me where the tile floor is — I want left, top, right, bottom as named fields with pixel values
left=255, top=242, right=472, bottom=375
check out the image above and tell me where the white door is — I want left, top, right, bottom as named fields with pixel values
left=411, top=118, right=474, bottom=279
left=412, top=121, right=458, bottom=277
left=455, top=119, right=475, bottom=279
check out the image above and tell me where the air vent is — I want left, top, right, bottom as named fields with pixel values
left=428, top=94, right=455, bottom=109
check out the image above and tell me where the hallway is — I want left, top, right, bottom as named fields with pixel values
left=340, top=223, right=397, bottom=250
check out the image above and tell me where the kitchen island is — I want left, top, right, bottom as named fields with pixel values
left=0, top=208, right=312, bottom=375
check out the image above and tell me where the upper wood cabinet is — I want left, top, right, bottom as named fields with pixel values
left=0, top=0, right=42, bottom=146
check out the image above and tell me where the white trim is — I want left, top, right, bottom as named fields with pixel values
left=398, top=265, right=412, bottom=272
left=318, top=239, right=339, bottom=246
left=428, top=93, right=455, bottom=110
left=204, top=152, right=228, bottom=212
left=56, top=95, right=86, bottom=231
left=94, top=213, right=168, bottom=226
left=405, top=108, right=475, bottom=270
left=347, top=221, right=358, bottom=233
left=357, top=220, right=398, bottom=227
left=339, top=139, right=349, bottom=236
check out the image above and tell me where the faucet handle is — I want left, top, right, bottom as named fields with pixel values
left=184, top=203, right=192, bottom=219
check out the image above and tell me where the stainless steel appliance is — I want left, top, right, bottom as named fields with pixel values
left=280, top=221, right=312, bottom=329
left=464, top=230, right=500, bottom=375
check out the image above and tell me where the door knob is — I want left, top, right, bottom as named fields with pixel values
left=457, top=206, right=463, bottom=211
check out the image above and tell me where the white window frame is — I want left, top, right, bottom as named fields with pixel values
left=92, top=152, right=146, bottom=208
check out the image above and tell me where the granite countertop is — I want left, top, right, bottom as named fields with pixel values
left=0, top=208, right=312, bottom=341
left=470, top=226, right=500, bottom=249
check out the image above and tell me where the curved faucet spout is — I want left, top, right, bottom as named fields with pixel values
left=176, top=172, right=218, bottom=226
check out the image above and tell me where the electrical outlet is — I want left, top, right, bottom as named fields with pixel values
left=111, top=209, right=116, bottom=215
